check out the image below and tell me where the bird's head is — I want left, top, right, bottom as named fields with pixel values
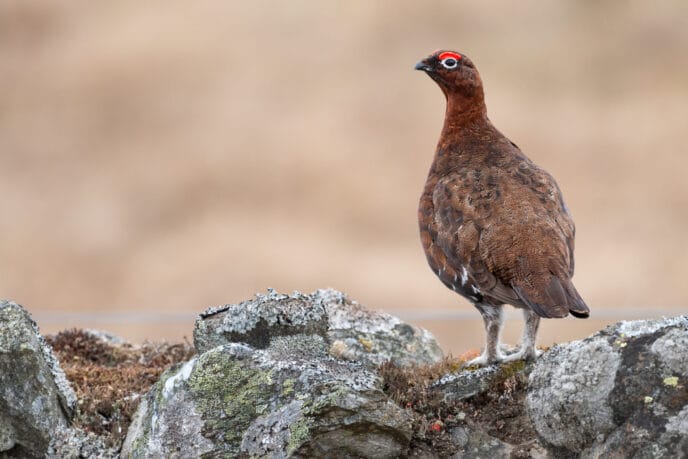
left=415, top=50, right=485, bottom=109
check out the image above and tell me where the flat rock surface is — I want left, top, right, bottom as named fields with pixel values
left=194, top=288, right=443, bottom=367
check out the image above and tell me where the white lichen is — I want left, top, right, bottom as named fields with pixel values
left=163, top=358, right=197, bottom=399
left=650, top=327, right=688, bottom=376
left=665, top=405, right=688, bottom=434
left=615, top=316, right=687, bottom=338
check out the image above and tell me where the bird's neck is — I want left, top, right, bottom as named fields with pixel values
left=440, top=93, right=488, bottom=138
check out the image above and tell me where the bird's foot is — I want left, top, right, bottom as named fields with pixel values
left=499, top=344, right=518, bottom=355
left=499, top=346, right=543, bottom=363
left=463, top=346, right=542, bottom=367
left=463, top=349, right=508, bottom=368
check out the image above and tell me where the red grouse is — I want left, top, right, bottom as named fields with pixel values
left=415, top=50, right=589, bottom=366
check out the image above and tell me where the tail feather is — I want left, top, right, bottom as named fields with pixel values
left=513, top=276, right=589, bottom=319
left=564, top=280, right=590, bottom=318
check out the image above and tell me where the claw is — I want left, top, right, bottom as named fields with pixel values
left=463, top=346, right=542, bottom=367
left=463, top=349, right=508, bottom=368
left=499, top=346, right=542, bottom=363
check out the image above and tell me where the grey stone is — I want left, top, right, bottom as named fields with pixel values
left=47, top=428, right=119, bottom=459
left=650, top=326, right=688, bottom=376
left=432, top=364, right=505, bottom=402
left=324, top=288, right=443, bottom=367
left=122, top=334, right=413, bottom=458
left=122, top=356, right=214, bottom=458
left=7, top=289, right=683, bottom=458
left=0, top=300, right=76, bottom=458
left=195, top=288, right=443, bottom=367
left=447, top=425, right=513, bottom=458
left=527, top=316, right=688, bottom=457
left=194, top=288, right=330, bottom=353
left=240, top=399, right=305, bottom=458
left=527, top=338, right=619, bottom=452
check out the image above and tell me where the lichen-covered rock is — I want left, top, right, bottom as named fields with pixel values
left=527, top=316, right=688, bottom=457
left=324, top=289, right=443, bottom=367
left=194, top=288, right=443, bottom=367
left=193, top=289, right=329, bottom=352
left=0, top=300, right=77, bottom=458
left=432, top=363, right=524, bottom=403
left=446, top=425, right=531, bottom=458
left=122, top=334, right=413, bottom=458
left=47, top=428, right=119, bottom=459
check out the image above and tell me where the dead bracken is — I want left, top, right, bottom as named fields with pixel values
left=46, top=329, right=195, bottom=448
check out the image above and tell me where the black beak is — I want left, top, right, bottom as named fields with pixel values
left=415, top=61, right=432, bottom=72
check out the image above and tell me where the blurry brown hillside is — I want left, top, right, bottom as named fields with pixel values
left=1, top=1, right=687, bottom=353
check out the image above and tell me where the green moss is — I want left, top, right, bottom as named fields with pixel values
left=188, top=349, right=276, bottom=455
left=462, top=360, right=527, bottom=386
left=498, top=360, right=527, bottom=379
left=282, top=378, right=295, bottom=397
left=287, top=417, right=312, bottom=454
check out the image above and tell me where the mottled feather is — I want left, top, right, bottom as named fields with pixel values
left=416, top=50, right=589, bottom=322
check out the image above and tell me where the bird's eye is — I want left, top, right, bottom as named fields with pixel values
left=441, top=58, right=458, bottom=69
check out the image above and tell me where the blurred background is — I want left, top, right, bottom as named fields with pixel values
left=1, top=1, right=687, bottom=355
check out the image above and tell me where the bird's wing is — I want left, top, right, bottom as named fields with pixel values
left=430, top=173, right=519, bottom=304
left=431, top=164, right=581, bottom=317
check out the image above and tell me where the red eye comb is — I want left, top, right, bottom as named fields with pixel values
left=438, top=52, right=462, bottom=61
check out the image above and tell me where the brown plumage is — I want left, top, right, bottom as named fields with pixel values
left=415, top=50, right=589, bottom=366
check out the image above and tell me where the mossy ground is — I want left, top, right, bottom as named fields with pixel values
left=379, top=351, right=538, bottom=457
left=46, top=329, right=195, bottom=448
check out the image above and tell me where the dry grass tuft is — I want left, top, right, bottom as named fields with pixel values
left=380, top=355, right=463, bottom=411
left=47, top=329, right=195, bottom=447
left=380, top=355, right=465, bottom=454
left=379, top=352, right=538, bottom=455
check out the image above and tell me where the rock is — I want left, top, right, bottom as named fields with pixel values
left=446, top=425, right=518, bottom=458
left=325, top=289, right=443, bottom=367
left=432, top=363, right=518, bottom=403
left=47, top=428, right=119, bottom=459
left=527, top=316, right=688, bottom=457
left=6, top=288, right=684, bottom=457
left=194, top=288, right=443, bottom=367
left=193, top=288, right=329, bottom=353
left=425, top=360, right=544, bottom=458
left=121, top=334, right=413, bottom=457
left=0, top=300, right=77, bottom=458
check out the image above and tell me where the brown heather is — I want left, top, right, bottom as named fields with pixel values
left=46, top=330, right=195, bottom=447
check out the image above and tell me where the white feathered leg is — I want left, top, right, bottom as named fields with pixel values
left=465, top=304, right=506, bottom=366
left=502, top=309, right=542, bottom=362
